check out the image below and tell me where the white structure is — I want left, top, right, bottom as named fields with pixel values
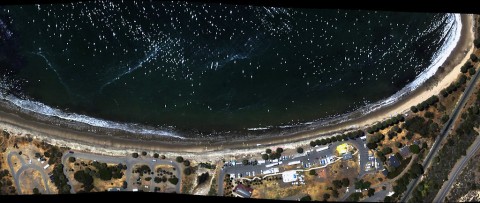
left=292, top=153, right=306, bottom=159
left=132, top=188, right=138, bottom=192
left=265, top=162, right=279, bottom=168
left=43, top=164, right=50, bottom=169
left=257, top=160, right=265, bottom=164
left=282, top=170, right=299, bottom=183
left=287, top=160, right=301, bottom=166
left=262, top=168, right=279, bottom=175
left=315, top=146, right=329, bottom=152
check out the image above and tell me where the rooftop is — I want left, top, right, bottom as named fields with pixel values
left=233, top=183, right=253, bottom=198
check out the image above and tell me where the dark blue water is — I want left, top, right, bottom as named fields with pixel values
left=0, top=1, right=457, bottom=134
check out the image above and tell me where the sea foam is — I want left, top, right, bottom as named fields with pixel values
left=0, top=93, right=185, bottom=139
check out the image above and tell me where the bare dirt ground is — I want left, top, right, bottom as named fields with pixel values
left=18, top=168, right=47, bottom=194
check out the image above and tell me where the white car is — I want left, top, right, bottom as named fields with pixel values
left=152, top=159, right=157, bottom=162
left=252, top=171, right=255, bottom=176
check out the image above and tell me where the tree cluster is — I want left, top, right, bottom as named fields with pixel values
left=354, top=179, right=371, bottom=190
left=367, top=115, right=405, bottom=134
left=310, top=130, right=365, bottom=147
left=403, top=116, right=439, bottom=138
left=197, top=172, right=209, bottom=185
left=413, top=96, right=439, bottom=112
left=52, top=164, right=71, bottom=194
left=74, top=170, right=94, bottom=192
left=91, top=161, right=124, bottom=180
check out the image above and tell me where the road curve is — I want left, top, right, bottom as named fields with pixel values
left=61, top=151, right=182, bottom=193
left=7, top=151, right=51, bottom=194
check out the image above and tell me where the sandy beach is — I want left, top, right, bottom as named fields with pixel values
left=0, top=14, right=476, bottom=161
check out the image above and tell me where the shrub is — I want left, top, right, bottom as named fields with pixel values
left=424, top=111, right=434, bottom=119
left=409, top=144, right=420, bottom=154
left=469, top=67, right=476, bottom=76
left=410, top=106, right=418, bottom=113
left=176, top=156, right=184, bottom=163
left=132, top=153, right=138, bottom=158
left=471, top=54, right=478, bottom=62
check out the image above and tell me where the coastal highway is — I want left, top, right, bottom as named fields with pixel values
left=433, top=134, right=480, bottom=202
left=61, top=151, right=182, bottom=193
left=7, top=150, right=51, bottom=194
left=401, top=63, right=480, bottom=202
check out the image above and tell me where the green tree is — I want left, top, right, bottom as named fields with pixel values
left=276, top=147, right=284, bottom=154
left=184, top=160, right=191, bottom=166
left=168, top=177, right=179, bottom=185
left=368, top=188, right=375, bottom=197
left=68, top=157, right=76, bottom=163
left=242, top=159, right=249, bottom=165
left=424, top=111, right=434, bottom=119
left=184, top=167, right=192, bottom=176
left=262, top=154, right=269, bottom=160
left=300, top=195, right=311, bottom=201
left=471, top=54, right=478, bottom=62
left=342, top=178, right=350, bottom=187
left=176, top=156, right=184, bottom=163
left=74, top=170, right=93, bottom=186
left=161, top=155, right=166, bottom=159
left=409, top=144, right=420, bottom=154
left=382, top=147, right=392, bottom=155
left=469, top=67, right=476, bottom=75
left=323, top=193, right=330, bottom=201
left=141, top=151, right=147, bottom=156
left=153, top=153, right=159, bottom=158
left=411, top=163, right=424, bottom=176
left=441, top=114, right=449, bottom=123
left=33, top=188, right=40, bottom=195
left=154, top=177, right=161, bottom=183
left=266, top=149, right=272, bottom=154
left=441, top=89, right=448, bottom=97
left=332, top=189, right=339, bottom=198
left=145, top=177, right=152, bottom=181
left=366, top=142, right=377, bottom=150
left=310, top=141, right=316, bottom=147
left=333, top=180, right=343, bottom=189
left=297, top=147, right=304, bottom=154
left=132, top=153, right=138, bottom=158
left=411, top=106, right=418, bottom=113
left=406, top=131, right=414, bottom=140
left=309, top=170, right=316, bottom=176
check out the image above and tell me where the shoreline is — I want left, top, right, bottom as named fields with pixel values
left=0, top=14, right=476, bottom=160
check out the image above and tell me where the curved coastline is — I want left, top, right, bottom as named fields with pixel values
left=0, top=14, right=476, bottom=157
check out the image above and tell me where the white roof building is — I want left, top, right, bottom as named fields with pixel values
left=282, top=170, right=299, bottom=183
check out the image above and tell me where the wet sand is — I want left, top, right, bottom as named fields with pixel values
left=0, top=14, right=476, bottom=159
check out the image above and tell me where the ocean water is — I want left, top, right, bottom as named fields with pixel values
left=0, top=1, right=460, bottom=137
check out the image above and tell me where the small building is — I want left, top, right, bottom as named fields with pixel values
left=233, top=183, right=253, bottom=198
left=388, top=155, right=401, bottom=168
left=382, top=169, right=389, bottom=176
left=342, top=152, right=353, bottom=160
left=288, top=160, right=301, bottom=166
left=399, top=146, right=411, bottom=157
left=336, top=143, right=348, bottom=155
left=282, top=170, right=299, bottom=183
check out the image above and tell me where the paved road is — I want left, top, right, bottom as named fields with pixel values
left=362, top=189, right=389, bottom=202
left=7, top=150, right=51, bottom=194
left=401, top=63, right=480, bottom=202
left=432, top=134, right=480, bottom=203
left=61, top=151, right=182, bottom=193
left=217, top=138, right=372, bottom=196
